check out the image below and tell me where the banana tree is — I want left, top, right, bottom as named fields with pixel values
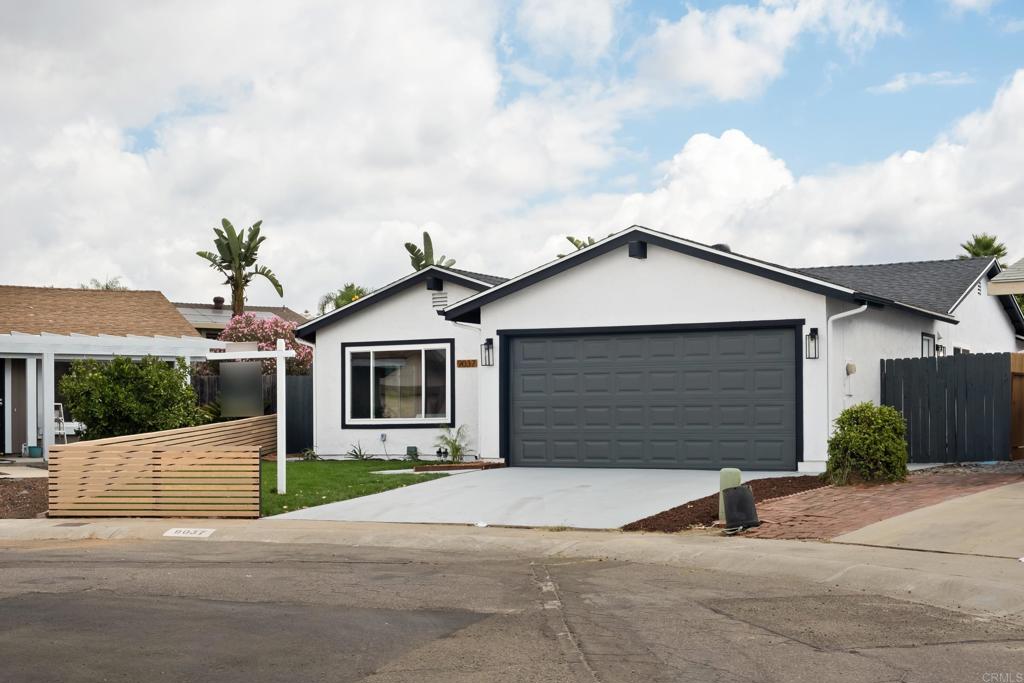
left=405, top=231, right=455, bottom=271
left=557, top=235, right=598, bottom=258
left=196, top=218, right=284, bottom=316
left=317, top=282, right=370, bottom=315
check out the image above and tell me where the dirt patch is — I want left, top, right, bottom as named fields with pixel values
left=0, top=478, right=48, bottom=519
left=622, top=475, right=826, bottom=533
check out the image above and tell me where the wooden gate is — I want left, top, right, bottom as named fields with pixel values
left=880, top=353, right=1013, bottom=463
left=1013, top=354, right=1024, bottom=460
left=49, top=415, right=274, bottom=518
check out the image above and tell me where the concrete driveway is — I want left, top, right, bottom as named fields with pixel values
left=272, top=467, right=803, bottom=529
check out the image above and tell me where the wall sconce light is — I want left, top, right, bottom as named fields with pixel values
left=480, top=338, right=494, bottom=366
left=936, top=344, right=946, bottom=357
left=805, top=327, right=819, bottom=359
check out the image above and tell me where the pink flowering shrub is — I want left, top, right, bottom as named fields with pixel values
left=197, top=313, right=312, bottom=375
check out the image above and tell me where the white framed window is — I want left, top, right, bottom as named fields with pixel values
left=342, top=340, right=453, bottom=427
left=921, top=332, right=936, bottom=358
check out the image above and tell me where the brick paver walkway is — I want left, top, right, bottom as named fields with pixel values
left=746, top=472, right=1023, bottom=540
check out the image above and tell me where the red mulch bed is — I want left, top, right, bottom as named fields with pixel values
left=622, top=476, right=827, bottom=533
left=0, top=478, right=48, bottom=519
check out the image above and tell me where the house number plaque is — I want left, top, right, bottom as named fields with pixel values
left=456, top=359, right=478, bottom=368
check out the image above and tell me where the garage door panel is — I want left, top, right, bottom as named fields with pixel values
left=509, top=328, right=798, bottom=470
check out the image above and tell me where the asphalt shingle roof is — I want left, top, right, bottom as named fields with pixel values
left=442, top=267, right=508, bottom=287
left=0, top=286, right=200, bottom=337
left=797, top=257, right=993, bottom=315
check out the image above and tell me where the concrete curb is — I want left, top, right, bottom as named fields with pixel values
left=2, top=517, right=1023, bottom=623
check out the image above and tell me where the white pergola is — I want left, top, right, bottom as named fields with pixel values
left=0, top=333, right=295, bottom=493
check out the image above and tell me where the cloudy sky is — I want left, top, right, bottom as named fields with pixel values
left=1, top=0, right=1023, bottom=313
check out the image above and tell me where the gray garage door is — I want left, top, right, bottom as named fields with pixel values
left=508, top=328, right=797, bottom=470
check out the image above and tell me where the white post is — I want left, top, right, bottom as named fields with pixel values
left=40, top=352, right=55, bottom=461
left=276, top=338, right=287, bottom=494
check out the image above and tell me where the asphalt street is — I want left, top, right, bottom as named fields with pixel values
left=1, top=538, right=1023, bottom=682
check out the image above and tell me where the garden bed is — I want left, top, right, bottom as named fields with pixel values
left=0, top=478, right=48, bottom=519
left=412, top=461, right=505, bottom=472
left=621, top=475, right=827, bottom=533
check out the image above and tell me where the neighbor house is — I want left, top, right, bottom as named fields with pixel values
left=298, top=226, right=1024, bottom=471
left=0, top=286, right=218, bottom=457
left=174, top=297, right=308, bottom=339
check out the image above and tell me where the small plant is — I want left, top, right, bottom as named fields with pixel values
left=347, top=442, right=369, bottom=460
left=435, top=425, right=472, bottom=464
left=825, top=402, right=908, bottom=485
left=301, top=448, right=320, bottom=461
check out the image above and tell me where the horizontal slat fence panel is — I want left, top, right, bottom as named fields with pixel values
left=49, top=416, right=273, bottom=519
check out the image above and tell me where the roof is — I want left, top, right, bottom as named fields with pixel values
left=295, top=265, right=502, bottom=343
left=0, top=286, right=200, bottom=338
left=990, top=257, right=1024, bottom=295
left=173, top=301, right=308, bottom=329
left=797, top=257, right=995, bottom=315
left=442, top=226, right=1020, bottom=330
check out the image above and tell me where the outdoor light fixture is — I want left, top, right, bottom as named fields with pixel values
left=805, top=327, right=819, bottom=359
left=481, top=338, right=494, bottom=366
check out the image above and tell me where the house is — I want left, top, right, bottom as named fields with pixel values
left=174, top=297, right=308, bottom=339
left=990, top=257, right=1024, bottom=295
left=295, top=266, right=506, bottom=457
left=0, top=286, right=218, bottom=457
left=299, top=226, right=1024, bottom=471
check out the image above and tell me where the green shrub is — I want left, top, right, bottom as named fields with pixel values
left=825, top=402, right=908, bottom=485
left=436, top=425, right=472, bottom=463
left=59, top=356, right=207, bottom=440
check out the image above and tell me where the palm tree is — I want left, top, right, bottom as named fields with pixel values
left=79, top=276, right=127, bottom=290
left=959, top=233, right=1008, bottom=264
left=317, top=283, right=370, bottom=315
left=196, top=218, right=284, bottom=316
left=405, top=231, right=455, bottom=271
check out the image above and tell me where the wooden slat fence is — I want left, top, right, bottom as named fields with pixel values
left=1013, top=353, right=1024, bottom=460
left=880, top=353, right=1013, bottom=463
left=49, top=415, right=274, bottom=518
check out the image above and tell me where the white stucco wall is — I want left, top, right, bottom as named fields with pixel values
left=311, top=281, right=481, bottom=457
left=828, top=274, right=1022, bottom=421
left=475, top=244, right=832, bottom=468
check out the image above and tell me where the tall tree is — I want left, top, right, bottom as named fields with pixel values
left=79, top=276, right=127, bottom=290
left=196, top=218, right=283, bottom=316
left=958, top=233, right=1008, bottom=264
left=317, top=283, right=370, bottom=314
left=405, top=231, right=455, bottom=271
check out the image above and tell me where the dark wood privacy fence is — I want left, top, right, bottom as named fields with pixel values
left=880, top=353, right=1016, bottom=463
left=49, top=415, right=275, bottom=518
left=1013, top=354, right=1024, bottom=460
left=192, top=374, right=312, bottom=454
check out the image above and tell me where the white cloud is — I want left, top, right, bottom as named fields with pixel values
left=508, top=69, right=1024, bottom=269
left=516, top=0, right=618, bottom=64
left=868, top=70, right=974, bottom=93
left=637, top=0, right=901, bottom=101
left=946, top=0, right=998, bottom=13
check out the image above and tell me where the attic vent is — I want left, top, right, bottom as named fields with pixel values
left=711, top=243, right=732, bottom=253
left=431, top=292, right=448, bottom=309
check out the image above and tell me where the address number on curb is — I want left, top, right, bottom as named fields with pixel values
left=163, top=528, right=216, bottom=538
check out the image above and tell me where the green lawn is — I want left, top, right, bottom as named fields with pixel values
left=260, top=459, right=447, bottom=517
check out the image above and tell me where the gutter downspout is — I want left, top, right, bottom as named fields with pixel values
left=826, top=304, right=869, bottom=442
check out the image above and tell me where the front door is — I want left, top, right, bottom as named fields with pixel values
left=0, top=361, right=5, bottom=454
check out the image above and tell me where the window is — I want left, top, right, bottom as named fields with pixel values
left=953, top=346, right=971, bottom=356
left=343, top=341, right=452, bottom=426
left=921, top=333, right=936, bottom=358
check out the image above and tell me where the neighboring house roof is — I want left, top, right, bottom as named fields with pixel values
left=990, top=257, right=1024, bottom=295
left=797, top=257, right=996, bottom=315
left=443, top=226, right=968, bottom=325
left=173, top=301, right=308, bottom=330
left=0, top=286, right=200, bottom=338
left=295, top=265, right=506, bottom=343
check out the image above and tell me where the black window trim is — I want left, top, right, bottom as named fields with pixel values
left=340, top=338, right=456, bottom=430
left=921, top=332, right=936, bottom=358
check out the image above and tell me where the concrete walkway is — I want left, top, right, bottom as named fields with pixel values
left=835, top=481, right=1024, bottom=558
left=273, top=466, right=803, bottom=529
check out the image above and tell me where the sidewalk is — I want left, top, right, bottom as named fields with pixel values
left=2, top=516, right=1023, bottom=624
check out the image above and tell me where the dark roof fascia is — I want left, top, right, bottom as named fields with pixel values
left=296, top=267, right=492, bottom=342
left=446, top=228, right=871, bottom=323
